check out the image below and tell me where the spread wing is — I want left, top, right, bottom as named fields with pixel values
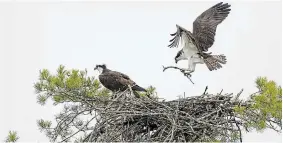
left=168, top=25, right=191, bottom=48
left=193, top=2, right=231, bottom=52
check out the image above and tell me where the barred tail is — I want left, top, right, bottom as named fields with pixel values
left=204, top=54, right=227, bottom=71
left=211, top=54, right=227, bottom=64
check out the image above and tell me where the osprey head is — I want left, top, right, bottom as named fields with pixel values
left=175, top=50, right=185, bottom=64
left=94, top=64, right=107, bottom=74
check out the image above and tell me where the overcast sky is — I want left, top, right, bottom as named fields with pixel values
left=0, top=1, right=281, bottom=142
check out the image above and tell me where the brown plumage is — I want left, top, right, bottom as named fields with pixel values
left=94, top=64, right=148, bottom=98
left=193, top=2, right=231, bottom=52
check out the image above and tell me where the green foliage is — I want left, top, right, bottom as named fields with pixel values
left=139, top=85, right=157, bottom=98
left=37, top=119, right=52, bottom=132
left=34, top=65, right=158, bottom=142
left=230, top=132, right=240, bottom=142
left=36, top=94, right=47, bottom=105
left=34, top=65, right=111, bottom=105
left=4, top=131, right=19, bottom=143
left=34, top=65, right=280, bottom=142
left=253, top=77, right=282, bottom=118
left=234, top=77, right=282, bottom=132
left=233, top=106, right=246, bottom=115
left=34, top=65, right=157, bottom=105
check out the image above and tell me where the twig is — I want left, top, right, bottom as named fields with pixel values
left=218, top=89, right=223, bottom=95
left=162, top=65, right=194, bottom=84
left=235, top=119, right=242, bottom=143
left=60, top=116, right=96, bottom=143
left=235, top=89, right=244, bottom=101
left=202, top=86, right=208, bottom=95
left=41, top=88, right=279, bottom=142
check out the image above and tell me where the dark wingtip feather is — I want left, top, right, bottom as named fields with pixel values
left=217, top=2, right=231, bottom=10
left=212, top=2, right=223, bottom=8
left=168, top=42, right=175, bottom=48
left=168, top=24, right=183, bottom=48
left=169, top=37, right=176, bottom=42
left=170, top=32, right=177, bottom=36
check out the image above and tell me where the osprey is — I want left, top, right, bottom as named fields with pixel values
left=94, top=64, right=148, bottom=98
left=168, top=2, right=231, bottom=75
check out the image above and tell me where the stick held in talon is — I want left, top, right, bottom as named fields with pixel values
left=162, top=65, right=195, bottom=84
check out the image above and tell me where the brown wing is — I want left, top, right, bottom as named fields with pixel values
left=193, top=2, right=231, bottom=52
left=98, top=72, right=135, bottom=92
left=110, top=71, right=131, bottom=80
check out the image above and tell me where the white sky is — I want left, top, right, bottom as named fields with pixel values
left=0, top=1, right=281, bottom=142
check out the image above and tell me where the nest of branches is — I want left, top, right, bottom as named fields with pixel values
left=74, top=88, right=245, bottom=142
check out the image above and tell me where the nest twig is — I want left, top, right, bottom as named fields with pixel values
left=162, top=65, right=194, bottom=84
left=75, top=90, right=245, bottom=142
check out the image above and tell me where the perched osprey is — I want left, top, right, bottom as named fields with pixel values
left=168, top=2, right=231, bottom=75
left=94, top=64, right=148, bottom=98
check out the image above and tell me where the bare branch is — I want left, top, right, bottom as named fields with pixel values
left=162, top=65, right=194, bottom=84
left=38, top=87, right=281, bottom=142
left=202, top=86, right=208, bottom=95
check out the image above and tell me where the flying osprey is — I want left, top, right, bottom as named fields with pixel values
left=168, top=2, right=231, bottom=75
left=94, top=64, right=148, bottom=98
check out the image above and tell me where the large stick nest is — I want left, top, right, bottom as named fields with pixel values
left=82, top=89, right=244, bottom=142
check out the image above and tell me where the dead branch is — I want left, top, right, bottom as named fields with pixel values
left=162, top=65, right=194, bottom=84
left=202, top=86, right=208, bottom=95
left=41, top=87, right=280, bottom=142
left=77, top=91, right=244, bottom=142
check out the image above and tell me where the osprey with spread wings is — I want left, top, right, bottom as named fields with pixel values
left=169, top=2, right=231, bottom=75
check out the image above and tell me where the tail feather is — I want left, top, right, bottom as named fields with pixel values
left=211, top=54, right=227, bottom=64
left=132, top=85, right=151, bottom=98
left=132, top=85, right=147, bottom=92
left=204, top=54, right=227, bottom=71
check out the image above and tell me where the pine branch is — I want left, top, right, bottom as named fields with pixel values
left=34, top=66, right=282, bottom=142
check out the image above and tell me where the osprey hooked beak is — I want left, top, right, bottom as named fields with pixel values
left=94, top=64, right=105, bottom=71
left=94, top=64, right=107, bottom=74
left=93, top=64, right=101, bottom=73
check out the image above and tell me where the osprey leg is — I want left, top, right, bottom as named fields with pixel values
left=182, top=56, right=204, bottom=75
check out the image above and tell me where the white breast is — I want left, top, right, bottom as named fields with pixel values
left=181, top=33, right=199, bottom=58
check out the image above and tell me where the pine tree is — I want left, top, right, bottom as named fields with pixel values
left=4, top=131, right=19, bottom=143
left=31, top=65, right=281, bottom=142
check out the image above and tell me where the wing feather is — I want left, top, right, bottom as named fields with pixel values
left=110, top=71, right=131, bottom=80
left=193, top=2, right=231, bottom=52
left=168, top=25, right=189, bottom=48
left=99, top=72, right=136, bottom=92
